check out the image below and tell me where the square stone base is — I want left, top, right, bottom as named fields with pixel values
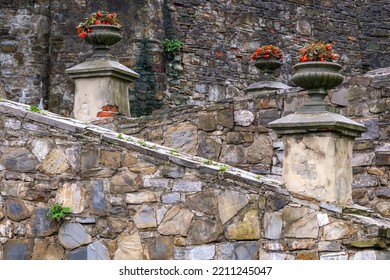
left=282, top=132, right=353, bottom=205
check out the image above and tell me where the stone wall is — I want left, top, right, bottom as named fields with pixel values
left=1, top=0, right=390, bottom=116
left=0, top=100, right=389, bottom=260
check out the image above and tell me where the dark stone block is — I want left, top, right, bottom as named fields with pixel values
left=27, top=207, right=56, bottom=237
left=65, top=246, right=88, bottom=260
left=268, top=196, right=289, bottom=211
left=4, top=239, right=34, bottom=260
left=92, top=179, right=107, bottom=213
left=375, top=151, right=390, bottom=165
left=5, top=198, right=30, bottom=221
left=1, top=148, right=38, bottom=173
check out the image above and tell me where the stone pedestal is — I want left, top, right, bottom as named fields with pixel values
left=269, top=111, right=366, bottom=205
left=66, top=59, right=139, bottom=122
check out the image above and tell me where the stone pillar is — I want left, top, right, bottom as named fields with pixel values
left=269, top=112, right=366, bottom=205
left=66, top=60, right=139, bottom=121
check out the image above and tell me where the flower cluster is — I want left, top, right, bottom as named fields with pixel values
left=298, top=41, right=339, bottom=62
left=77, top=11, right=121, bottom=38
left=251, top=45, right=284, bottom=61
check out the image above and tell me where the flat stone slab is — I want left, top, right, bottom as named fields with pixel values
left=58, top=222, right=92, bottom=249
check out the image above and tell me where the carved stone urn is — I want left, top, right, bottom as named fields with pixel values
left=84, top=24, right=123, bottom=59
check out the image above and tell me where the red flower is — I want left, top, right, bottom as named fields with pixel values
left=79, top=32, right=87, bottom=38
left=87, top=29, right=92, bottom=33
left=94, top=20, right=101, bottom=24
left=96, top=11, right=103, bottom=17
left=326, top=44, right=332, bottom=50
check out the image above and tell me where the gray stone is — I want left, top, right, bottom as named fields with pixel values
left=376, top=188, right=390, bottom=198
left=264, top=212, right=282, bottom=239
left=219, top=145, right=246, bottom=164
left=126, top=192, right=157, bottom=204
left=4, top=198, right=30, bottom=221
left=75, top=217, right=96, bottom=224
left=144, top=178, right=170, bottom=189
left=26, top=208, right=56, bottom=237
left=172, top=180, right=202, bottom=192
left=147, top=236, right=174, bottom=260
left=352, top=174, right=378, bottom=188
left=259, top=249, right=292, bottom=260
left=267, top=196, right=289, bottom=211
left=111, top=167, right=141, bottom=193
left=285, top=213, right=319, bottom=238
left=258, top=109, right=280, bottom=125
left=174, top=245, right=215, bottom=260
left=0, top=220, right=13, bottom=238
left=352, top=152, right=375, bottom=167
left=356, top=119, right=379, bottom=140
left=30, top=138, right=55, bottom=161
left=197, top=136, right=221, bottom=161
left=188, top=217, right=223, bottom=245
left=92, top=179, right=106, bottom=213
left=218, top=190, right=249, bottom=224
left=3, top=239, right=34, bottom=260
left=66, top=147, right=81, bottom=172
left=0, top=180, right=26, bottom=197
left=217, top=108, right=234, bottom=129
left=0, top=148, right=38, bottom=172
left=165, top=123, right=198, bottom=154
left=4, top=118, right=21, bottom=130
left=226, top=132, right=254, bottom=144
left=296, top=19, right=311, bottom=35
left=80, top=149, right=99, bottom=170
left=318, top=241, right=341, bottom=252
left=66, top=241, right=110, bottom=260
left=375, top=202, right=390, bottom=216
left=158, top=205, right=193, bottom=236
left=133, top=204, right=157, bottom=229
left=320, top=252, right=348, bottom=260
left=282, top=206, right=309, bottom=223
left=375, top=151, right=390, bottom=166
left=58, top=222, right=92, bottom=249
left=39, top=148, right=71, bottom=174
left=247, top=134, right=273, bottom=164
left=161, top=166, right=185, bottom=179
left=161, top=192, right=181, bottom=204
left=234, top=110, right=255, bottom=126
left=217, top=242, right=259, bottom=260
left=186, top=189, right=218, bottom=215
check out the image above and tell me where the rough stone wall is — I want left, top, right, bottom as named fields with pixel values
left=0, top=100, right=389, bottom=260
left=109, top=68, right=390, bottom=211
left=1, top=0, right=390, bottom=116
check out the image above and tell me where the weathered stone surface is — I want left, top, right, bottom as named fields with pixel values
left=0, top=220, right=13, bottom=238
left=39, top=148, right=71, bottom=174
left=65, top=147, right=81, bottom=172
left=297, top=251, right=318, bottom=260
left=285, top=213, right=319, bottom=238
left=197, top=136, right=221, bottom=161
left=114, top=229, right=144, bottom=260
left=247, top=134, right=273, bottom=164
left=158, top=205, right=193, bottom=236
left=110, top=167, right=141, bottom=193
left=55, top=183, right=85, bottom=214
left=375, top=151, right=390, bottom=165
left=0, top=148, right=38, bottom=173
left=172, top=180, right=202, bottom=192
left=219, top=145, right=246, bottom=164
left=217, top=108, right=234, bottom=129
left=218, top=190, right=249, bottom=224
left=234, top=110, right=254, bottom=126
left=264, top=212, right=282, bottom=239
left=100, top=150, right=121, bottom=168
left=263, top=241, right=287, bottom=251
left=217, top=242, right=259, bottom=260
left=26, top=208, right=56, bottom=237
left=144, top=178, right=170, bottom=189
left=267, top=196, right=289, bottom=211
left=353, top=251, right=390, bottom=260
left=4, top=198, right=30, bottom=221
left=188, top=217, right=223, bottom=245
left=352, top=152, right=375, bottom=167
left=126, top=191, right=157, bottom=204
left=122, top=151, right=138, bottom=167
left=323, top=221, right=355, bottom=240
left=66, top=241, right=110, bottom=260
left=32, top=240, right=64, bottom=260
left=174, top=245, right=215, bottom=260
left=3, top=239, right=34, bottom=260
left=259, top=249, right=292, bottom=260
left=30, top=138, right=55, bottom=161
left=225, top=208, right=260, bottom=240
left=146, top=236, right=174, bottom=260
left=0, top=180, right=26, bottom=197
left=352, top=174, right=378, bottom=188
left=161, top=192, right=181, bottom=204
left=161, top=165, right=185, bottom=179
left=198, top=112, right=216, bottom=131
left=92, top=179, right=107, bottom=213
left=226, top=132, right=254, bottom=144
left=376, top=188, right=390, bottom=198
left=317, top=213, right=329, bottom=227
left=287, top=239, right=316, bottom=250
left=350, top=238, right=387, bottom=248
left=58, top=222, right=92, bottom=249
left=133, top=204, right=157, bottom=229
left=165, top=123, right=198, bottom=154
left=320, top=252, right=348, bottom=260
left=375, top=202, right=390, bottom=216
left=80, top=149, right=99, bottom=170
left=318, top=241, right=341, bottom=252
left=186, top=189, right=218, bottom=215
left=282, top=206, right=309, bottom=223
left=97, top=217, right=128, bottom=238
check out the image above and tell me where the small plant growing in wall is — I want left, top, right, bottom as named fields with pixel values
left=48, top=203, right=72, bottom=222
left=219, top=164, right=228, bottom=173
left=163, top=38, right=183, bottom=55
left=169, top=149, right=180, bottom=156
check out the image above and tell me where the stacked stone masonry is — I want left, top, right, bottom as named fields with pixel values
left=0, top=101, right=389, bottom=260
left=1, top=0, right=390, bottom=116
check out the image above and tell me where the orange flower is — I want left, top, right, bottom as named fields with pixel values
left=326, top=44, right=332, bottom=50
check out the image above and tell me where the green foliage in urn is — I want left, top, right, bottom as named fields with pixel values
left=77, top=10, right=121, bottom=38
left=48, top=203, right=72, bottom=222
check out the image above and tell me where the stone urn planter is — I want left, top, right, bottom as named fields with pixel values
left=254, top=58, right=282, bottom=81
left=84, top=24, right=123, bottom=59
left=291, top=61, right=343, bottom=112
